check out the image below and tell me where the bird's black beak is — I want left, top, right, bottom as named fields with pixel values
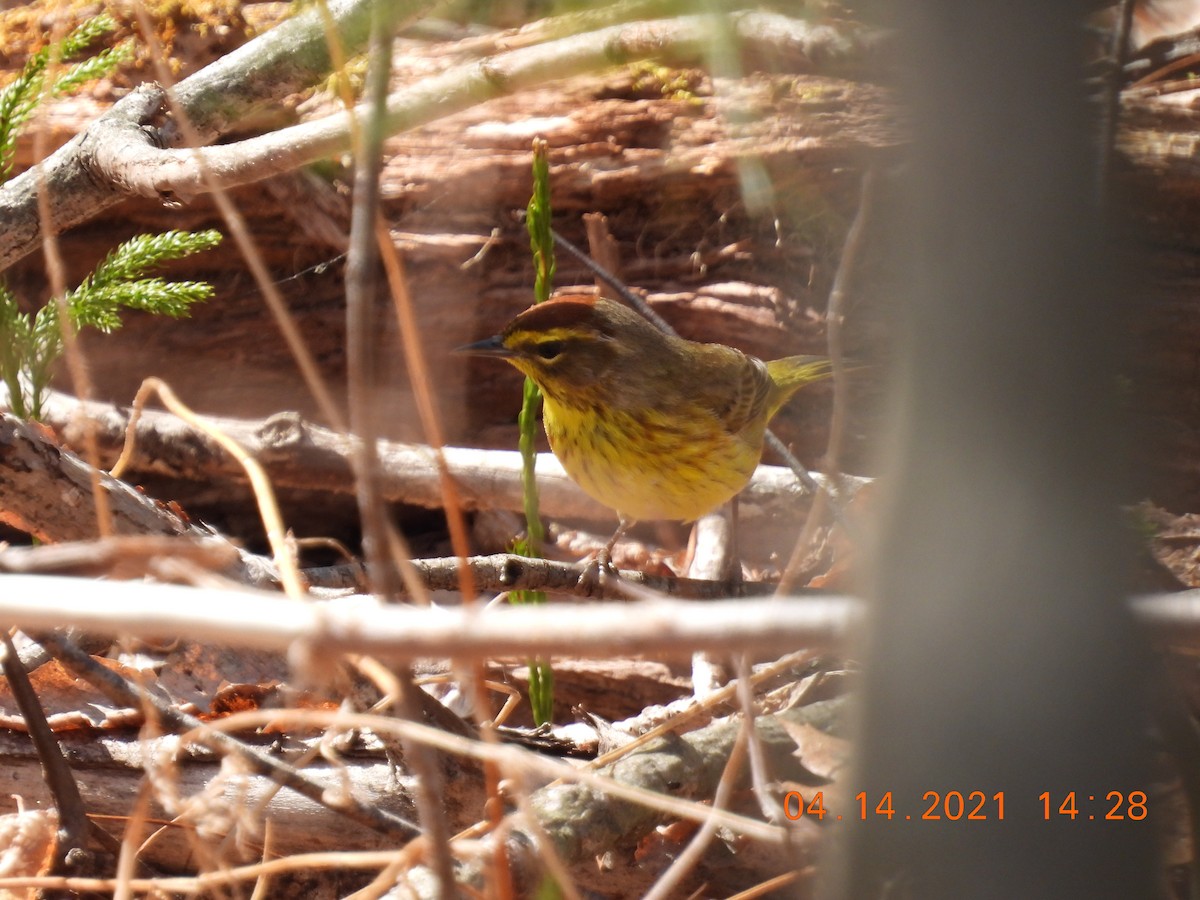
left=454, top=335, right=514, bottom=357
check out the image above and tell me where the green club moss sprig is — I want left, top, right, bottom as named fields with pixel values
left=0, top=229, right=222, bottom=419
left=0, top=14, right=132, bottom=179
left=511, top=137, right=555, bottom=727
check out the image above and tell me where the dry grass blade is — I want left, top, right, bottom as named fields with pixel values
left=113, top=377, right=304, bottom=599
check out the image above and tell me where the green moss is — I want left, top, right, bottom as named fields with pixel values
left=629, top=61, right=705, bottom=105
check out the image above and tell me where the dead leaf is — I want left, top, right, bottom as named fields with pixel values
left=781, top=719, right=850, bottom=782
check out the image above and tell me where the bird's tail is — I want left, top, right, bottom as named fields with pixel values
left=764, top=354, right=834, bottom=420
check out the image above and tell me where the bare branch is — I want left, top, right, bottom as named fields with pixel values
left=0, top=574, right=859, bottom=660
left=304, top=552, right=786, bottom=599
left=37, top=391, right=869, bottom=524
left=0, top=10, right=878, bottom=270
left=90, top=13, right=868, bottom=205
left=0, top=411, right=275, bottom=584
left=0, top=0, right=431, bottom=270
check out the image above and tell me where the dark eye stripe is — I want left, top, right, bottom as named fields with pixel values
left=534, top=340, right=565, bottom=360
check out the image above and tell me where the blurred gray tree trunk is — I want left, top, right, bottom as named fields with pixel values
left=836, top=3, right=1158, bottom=898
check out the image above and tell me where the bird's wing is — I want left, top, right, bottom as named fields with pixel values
left=688, top=345, right=773, bottom=438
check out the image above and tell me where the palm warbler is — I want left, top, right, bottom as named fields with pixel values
left=460, top=296, right=833, bottom=563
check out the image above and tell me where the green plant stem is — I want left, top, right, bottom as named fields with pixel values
left=515, top=138, right=555, bottom=726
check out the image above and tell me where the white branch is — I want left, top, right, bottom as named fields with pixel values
left=0, top=574, right=859, bottom=659
left=3, top=573, right=1182, bottom=662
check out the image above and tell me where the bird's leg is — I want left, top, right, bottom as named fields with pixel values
left=600, top=516, right=631, bottom=570
left=578, top=517, right=632, bottom=594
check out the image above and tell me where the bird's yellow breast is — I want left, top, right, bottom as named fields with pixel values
left=541, top=395, right=763, bottom=523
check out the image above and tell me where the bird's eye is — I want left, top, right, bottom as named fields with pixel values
left=533, top=340, right=564, bottom=361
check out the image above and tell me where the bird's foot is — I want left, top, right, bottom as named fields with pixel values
left=577, top=546, right=621, bottom=596
left=578, top=518, right=632, bottom=596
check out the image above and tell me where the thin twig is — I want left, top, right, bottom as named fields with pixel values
left=377, top=197, right=514, bottom=900
left=31, top=23, right=113, bottom=539
left=304, top=552, right=790, bottom=598
left=550, top=228, right=673, bottom=331
left=732, top=653, right=787, bottom=832
left=345, top=13, right=457, bottom=897
left=724, top=868, right=809, bottom=900
left=641, top=717, right=749, bottom=900
left=0, top=631, right=93, bottom=875
left=115, top=377, right=305, bottom=599
left=345, top=6, right=399, bottom=601
left=376, top=231, right=472, bottom=603
left=778, top=168, right=875, bottom=592
left=0, top=849, right=415, bottom=896
left=585, top=651, right=820, bottom=773
left=509, top=787, right=584, bottom=900
left=113, top=779, right=157, bottom=900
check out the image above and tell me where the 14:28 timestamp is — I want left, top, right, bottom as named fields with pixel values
left=1039, top=791, right=1148, bottom=821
